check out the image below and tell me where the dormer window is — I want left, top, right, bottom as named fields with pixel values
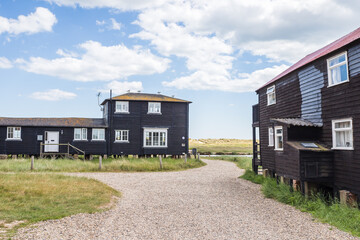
left=115, top=101, right=129, bottom=113
left=148, top=102, right=161, bottom=114
left=327, top=52, right=349, bottom=87
left=267, top=85, right=276, bottom=105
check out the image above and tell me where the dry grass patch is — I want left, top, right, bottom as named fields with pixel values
left=0, top=157, right=205, bottom=173
left=0, top=173, right=120, bottom=238
left=189, top=138, right=252, bottom=155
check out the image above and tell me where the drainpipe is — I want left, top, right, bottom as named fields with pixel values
left=107, top=90, right=113, bottom=156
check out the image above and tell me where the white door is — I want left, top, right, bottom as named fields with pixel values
left=45, top=131, right=59, bottom=152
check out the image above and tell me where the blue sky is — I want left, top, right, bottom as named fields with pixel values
left=1, top=0, right=360, bottom=139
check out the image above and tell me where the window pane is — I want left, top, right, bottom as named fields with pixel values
left=123, top=131, right=128, bottom=141
left=340, top=64, right=348, bottom=82
left=82, top=128, right=87, bottom=140
left=92, top=129, right=98, bottom=140
left=329, top=54, right=345, bottom=66
left=153, top=132, right=159, bottom=146
left=277, top=136, right=283, bottom=149
left=74, top=128, right=81, bottom=140
left=99, top=129, right=105, bottom=140
left=160, top=132, right=166, bottom=146
left=146, top=132, right=151, bottom=146
left=335, top=121, right=350, bottom=129
left=336, top=130, right=352, bottom=147
left=115, top=130, right=120, bottom=141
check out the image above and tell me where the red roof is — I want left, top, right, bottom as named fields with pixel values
left=257, top=27, right=360, bottom=91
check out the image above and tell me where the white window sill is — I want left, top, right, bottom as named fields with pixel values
left=91, top=140, right=106, bottom=142
left=147, top=112, right=162, bottom=115
left=114, top=111, right=130, bottom=114
left=73, top=140, right=88, bottom=142
left=267, top=102, right=276, bottom=106
left=6, top=138, right=22, bottom=141
left=268, top=145, right=274, bottom=147
left=328, top=79, right=349, bottom=88
left=331, top=147, right=354, bottom=150
left=274, top=149, right=283, bottom=151
left=114, top=141, right=130, bottom=143
left=143, top=146, right=168, bottom=148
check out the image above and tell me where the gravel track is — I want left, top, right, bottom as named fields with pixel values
left=14, top=159, right=358, bottom=240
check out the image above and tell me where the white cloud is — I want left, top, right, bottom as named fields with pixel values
left=163, top=65, right=289, bottom=93
left=41, top=0, right=360, bottom=92
left=96, top=18, right=122, bottom=31
left=95, top=20, right=106, bottom=26
left=18, top=41, right=170, bottom=81
left=45, top=0, right=168, bottom=11
left=101, top=81, right=143, bottom=95
left=30, top=89, right=77, bottom=101
left=0, top=7, right=57, bottom=35
left=0, top=57, right=13, bottom=69
left=110, top=18, right=121, bottom=30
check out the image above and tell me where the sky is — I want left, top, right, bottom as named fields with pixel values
left=1, top=0, right=360, bottom=139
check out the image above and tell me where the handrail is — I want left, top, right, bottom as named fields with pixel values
left=68, top=143, right=85, bottom=156
left=40, top=143, right=86, bottom=160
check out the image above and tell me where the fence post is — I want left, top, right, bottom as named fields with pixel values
left=159, top=155, right=163, bottom=169
left=40, top=143, right=43, bottom=159
left=197, top=153, right=200, bottom=160
left=184, top=154, right=187, bottom=163
left=30, top=156, right=34, bottom=170
left=99, top=156, right=102, bottom=170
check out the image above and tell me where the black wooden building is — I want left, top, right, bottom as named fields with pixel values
left=253, top=27, right=360, bottom=197
left=0, top=93, right=191, bottom=157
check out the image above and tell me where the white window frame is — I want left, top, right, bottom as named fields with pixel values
left=327, top=51, right=349, bottom=87
left=115, top=130, right=129, bottom=143
left=274, top=126, right=283, bottom=151
left=92, top=128, right=105, bottom=141
left=332, top=118, right=353, bottom=150
left=148, top=102, right=161, bottom=114
left=6, top=127, right=21, bottom=140
left=115, top=101, right=129, bottom=113
left=143, top=128, right=168, bottom=148
left=74, top=128, right=87, bottom=141
left=267, top=85, right=276, bottom=105
left=268, top=127, right=274, bottom=147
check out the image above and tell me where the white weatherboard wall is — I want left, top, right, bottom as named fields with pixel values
left=298, top=65, right=324, bottom=126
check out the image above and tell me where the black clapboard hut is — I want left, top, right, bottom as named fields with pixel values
left=0, top=93, right=191, bottom=158
left=252, top=27, right=360, bottom=197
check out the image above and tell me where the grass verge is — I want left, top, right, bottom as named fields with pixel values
left=0, top=157, right=206, bottom=172
left=208, top=156, right=360, bottom=237
left=0, top=173, right=120, bottom=238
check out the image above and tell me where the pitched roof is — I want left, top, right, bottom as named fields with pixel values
left=257, top=27, right=360, bottom=91
left=0, top=118, right=107, bottom=128
left=101, top=93, right=191, bottom=105
left=270, top=118, right=321, bottom=127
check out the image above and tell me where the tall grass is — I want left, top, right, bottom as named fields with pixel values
left=261, top=178, right=360, bottom=237
left=189, top=139, right=252, bottom=155
left=0, top=157, right=205, bottom=172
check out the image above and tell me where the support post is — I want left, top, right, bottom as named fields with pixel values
left=159, top=155, right=163, bottom=169
left=197, top=153, right=200, bottom=160
left=184, top=154, right=187, bottom=164
left=30, top=156, right=34, bottom=170
left=99, top=155, right=102, bottom=170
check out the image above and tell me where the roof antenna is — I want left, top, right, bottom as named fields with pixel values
left=157, top=91, right=161, bottom=94
left=97, top=92, right=103, bottom=111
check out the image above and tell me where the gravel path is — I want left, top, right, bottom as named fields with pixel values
left=14, top=160, right=358, bottom=240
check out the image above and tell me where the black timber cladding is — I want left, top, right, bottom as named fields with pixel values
left=0, top=93, right=190, bottom=156
left=255, top=37, right=360, bottom=195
